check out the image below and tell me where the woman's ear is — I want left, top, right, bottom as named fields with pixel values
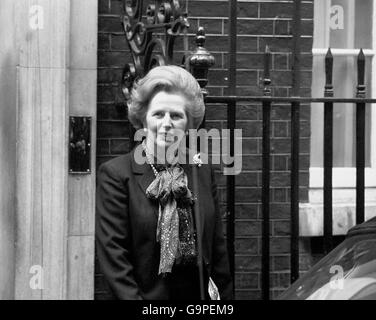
left=141, top=121, right=147, bottom=132
left=142, top=117, right=147, bottom=131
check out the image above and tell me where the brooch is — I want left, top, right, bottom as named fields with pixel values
left=192, top=153, right=203, bottom=167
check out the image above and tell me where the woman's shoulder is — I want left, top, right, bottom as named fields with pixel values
left=98, top=151, right=134, bottom=178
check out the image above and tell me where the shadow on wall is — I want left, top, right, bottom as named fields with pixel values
left=0, top=52, right=17, bottom=299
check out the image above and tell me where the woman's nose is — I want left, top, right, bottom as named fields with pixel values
left=162, top=113, right=172, bottom=128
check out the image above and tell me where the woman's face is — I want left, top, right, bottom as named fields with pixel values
left=144, top=91, right=188, bottom=150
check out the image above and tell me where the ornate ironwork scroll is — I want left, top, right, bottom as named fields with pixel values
left=121, top=0, right=215, bottom=99
left=121, top=0, right=188, bottom=99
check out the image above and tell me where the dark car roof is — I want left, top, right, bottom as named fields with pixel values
left=347, top=216, right=376, bottom=238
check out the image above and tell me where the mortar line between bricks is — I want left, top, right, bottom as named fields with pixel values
left=99, top=50, right=129, bottom=53
left=97, top=153, right=130, bottom=157
left=234, top=272, right=261, bottom=274
left=99, top=31, right=313, bottom=38
left=98, top=137, right=130, bottom=140
left=234, top=289, right=261, bottom=292
left=97, top=120, right=128, bottom=122
left=191, top=17, right=313, bottom=21
left=188, top=0, right=312, bottom=1
left=231, top=69, right=313, bottom=72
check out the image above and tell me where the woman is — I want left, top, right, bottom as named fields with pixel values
left=96, top=65, right=233, bottom=300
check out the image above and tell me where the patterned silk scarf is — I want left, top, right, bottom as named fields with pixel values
left=146, top=165, right=195, bottom=275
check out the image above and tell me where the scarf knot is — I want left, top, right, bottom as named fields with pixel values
left=146, top=166, right=194, bottom=205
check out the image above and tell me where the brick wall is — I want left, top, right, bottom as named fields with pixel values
left=96, top=0, right=314, bottom=300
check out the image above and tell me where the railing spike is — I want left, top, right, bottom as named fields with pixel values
left=263, top=46, right=271, bottom=96
left=358, top=48, right=365, bottom=61
left=324, top=48, right=333, bottom=97
left=357, top=49, right=366, bottom=98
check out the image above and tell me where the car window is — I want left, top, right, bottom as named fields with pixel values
left=306, top=278, right=376, bottom=300
left=279, top=234, right=376, bottom=300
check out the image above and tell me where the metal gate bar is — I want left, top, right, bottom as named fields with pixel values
left=226, top=0, right=237, bottom=285
left=261, top=46, right=271, bottom=300
left=356, top=50, right=366, bottom=225
left=324, top=49, right=334, bottom=254
left=290, top=0, right=302, bottom=283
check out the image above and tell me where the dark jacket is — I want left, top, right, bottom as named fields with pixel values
left=95, top=148, right=233, bottom=300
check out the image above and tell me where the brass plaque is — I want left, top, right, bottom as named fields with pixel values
left=69, top=117, right=91, bottom=174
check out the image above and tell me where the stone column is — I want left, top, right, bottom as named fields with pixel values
left=1, top=0, right=97, bottom=299
left=14, top=0, right=71, bottom=299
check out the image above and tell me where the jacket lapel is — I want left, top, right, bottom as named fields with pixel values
left=138, top=167, right=156, bottom=195
left=131, top=148, right=159, bottom=217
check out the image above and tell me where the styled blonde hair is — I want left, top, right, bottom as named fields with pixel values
left=128, top=65, right=205, bottom=129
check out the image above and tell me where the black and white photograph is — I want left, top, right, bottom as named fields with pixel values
left=1, top=0, right=376, bottom=307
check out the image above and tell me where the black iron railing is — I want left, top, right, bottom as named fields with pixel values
left=205, top=47, right=375, bottom=300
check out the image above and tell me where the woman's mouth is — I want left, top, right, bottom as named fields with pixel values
left=159, top=132, right=175, bottom=142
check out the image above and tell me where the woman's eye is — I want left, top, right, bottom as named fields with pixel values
left=171, top=113, right=183, bottom=120
left=154, top=112, right=164, bottom=118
